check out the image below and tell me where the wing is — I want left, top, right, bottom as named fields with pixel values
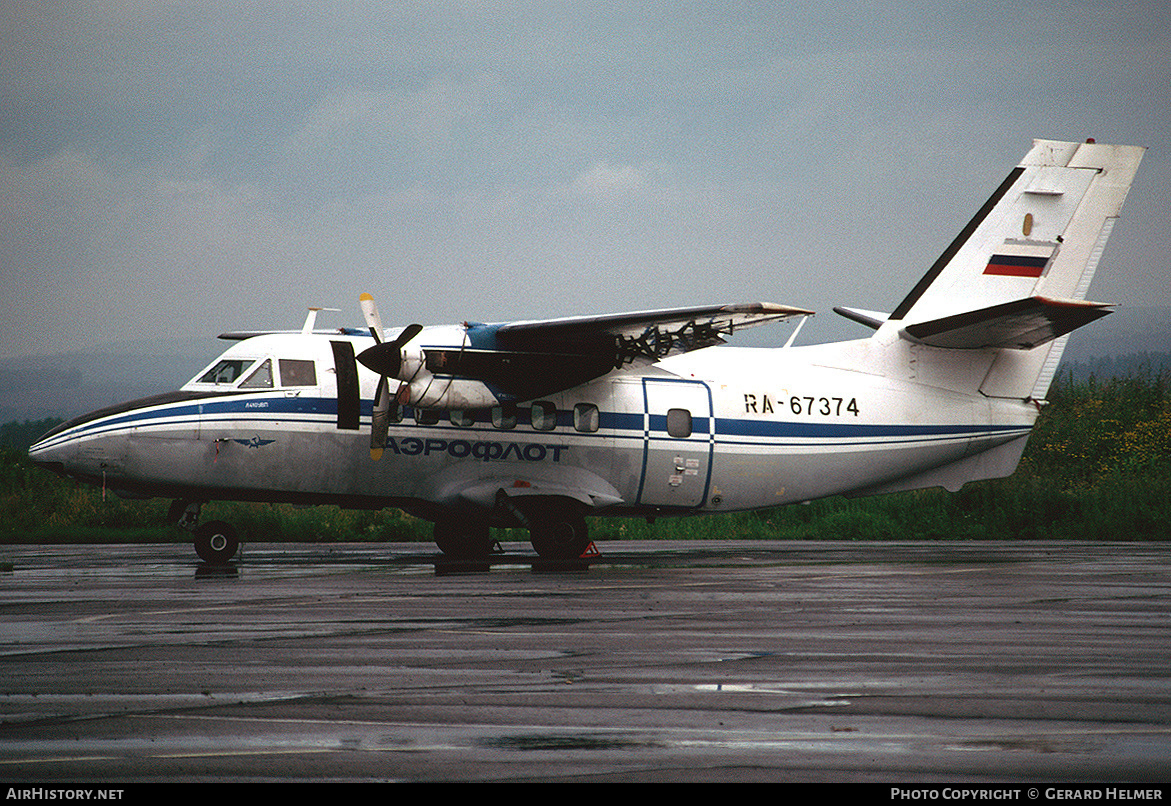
left=355, top=301, right=811, bottom=405
left=490, top=302, right=812, bottom=360
left=417, top=302, right=812, bottom=401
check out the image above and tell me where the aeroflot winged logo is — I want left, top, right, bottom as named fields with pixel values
left=232, top=437, right=277, bottom=449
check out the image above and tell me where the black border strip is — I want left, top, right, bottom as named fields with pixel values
left=35, top=390, right=240, bottom=442
left=889, top=166, right=1025, bottom=321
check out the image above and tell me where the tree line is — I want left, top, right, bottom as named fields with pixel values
left=2, top=369, right=1168, bottom=544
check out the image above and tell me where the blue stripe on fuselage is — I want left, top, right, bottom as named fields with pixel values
left=37, top=392, right=1028, bottom=451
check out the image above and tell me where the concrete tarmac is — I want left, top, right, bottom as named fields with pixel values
left=1, top=540, right=1169, bottom=783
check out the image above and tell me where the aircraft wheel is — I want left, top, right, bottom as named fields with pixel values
left=433, top=521, right=492, bottom=559
left=194, top=520, right=239, bottom=565
left=529, top=516, right=590, bottom=560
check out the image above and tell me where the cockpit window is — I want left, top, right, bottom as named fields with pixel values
left=198, top=359, right=254, bottom=385
left=279, top=359, right=317, bottom=387
left=239, top=359, right=274, bottom=389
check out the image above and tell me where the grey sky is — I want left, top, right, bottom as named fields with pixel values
left=2, top=1, right=1168, bottom=359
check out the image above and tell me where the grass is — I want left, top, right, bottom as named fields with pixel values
left=3, top=369, right=1168, bottom=545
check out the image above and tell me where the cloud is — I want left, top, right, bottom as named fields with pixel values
left=569, top=161, right=663, bottom=199
left=0, top=1, right=1167, bottom=359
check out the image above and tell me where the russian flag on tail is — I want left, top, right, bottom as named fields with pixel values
left=984, top=240, right=1057, bottom=277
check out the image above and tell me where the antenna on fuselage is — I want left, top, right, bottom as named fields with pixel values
left=302, top=307, right=341, bottom=334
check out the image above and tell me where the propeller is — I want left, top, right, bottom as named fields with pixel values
left=356, top=293, right=422, bottom=460
left=356, top=326, right=424, bottom=379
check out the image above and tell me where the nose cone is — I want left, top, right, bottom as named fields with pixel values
left=28, top=426, right=72, bottom=478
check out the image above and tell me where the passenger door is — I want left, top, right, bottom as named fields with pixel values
left=638, top=378, right=713, bottom=508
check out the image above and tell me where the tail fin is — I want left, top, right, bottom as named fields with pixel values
left=877, top=139, right=1144, bottom=399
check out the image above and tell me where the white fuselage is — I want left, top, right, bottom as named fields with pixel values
left=28, top=330, right=1038, bottom=522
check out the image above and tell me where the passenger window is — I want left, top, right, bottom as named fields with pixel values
left=239, top=359, right=274, bottom=389
left=279, top=358, right=317, bottom=386
left=492, top=404, right=517, bottom=430
left=199, top=359, right=253, bottom=385
left=531, top=401, right=557, bottom=431
left=415, top=408, right=440, bottom=425
left=450, top=410, right=475, bottom=427
left=574, top=403, right=599, bottom=433
left=667, top=408, right=692, bottom=438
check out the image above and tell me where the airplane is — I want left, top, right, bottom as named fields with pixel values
left=28, top=139, right=1145, bottom=564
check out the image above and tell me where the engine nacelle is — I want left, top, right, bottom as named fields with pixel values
left=391, top=326, right=503, bottom=409
left=400, top=375, right=502, bottom=410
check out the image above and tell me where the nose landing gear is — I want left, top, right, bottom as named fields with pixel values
left=170, top=500, right=240, bottom=565
left=193, top=520, right=240, bottom=565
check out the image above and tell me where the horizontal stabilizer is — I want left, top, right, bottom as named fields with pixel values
left=834, top=307, right=889, bottom=330
left=901, top=296, right=1112, bottom=350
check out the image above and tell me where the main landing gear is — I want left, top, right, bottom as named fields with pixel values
left=433, top=520, right=496, bottom=559
left=433, top=500, right=593, bottom=562
left=527, top=514, right=591, bottom=561
left=170, top=500, right=240, bottom=565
